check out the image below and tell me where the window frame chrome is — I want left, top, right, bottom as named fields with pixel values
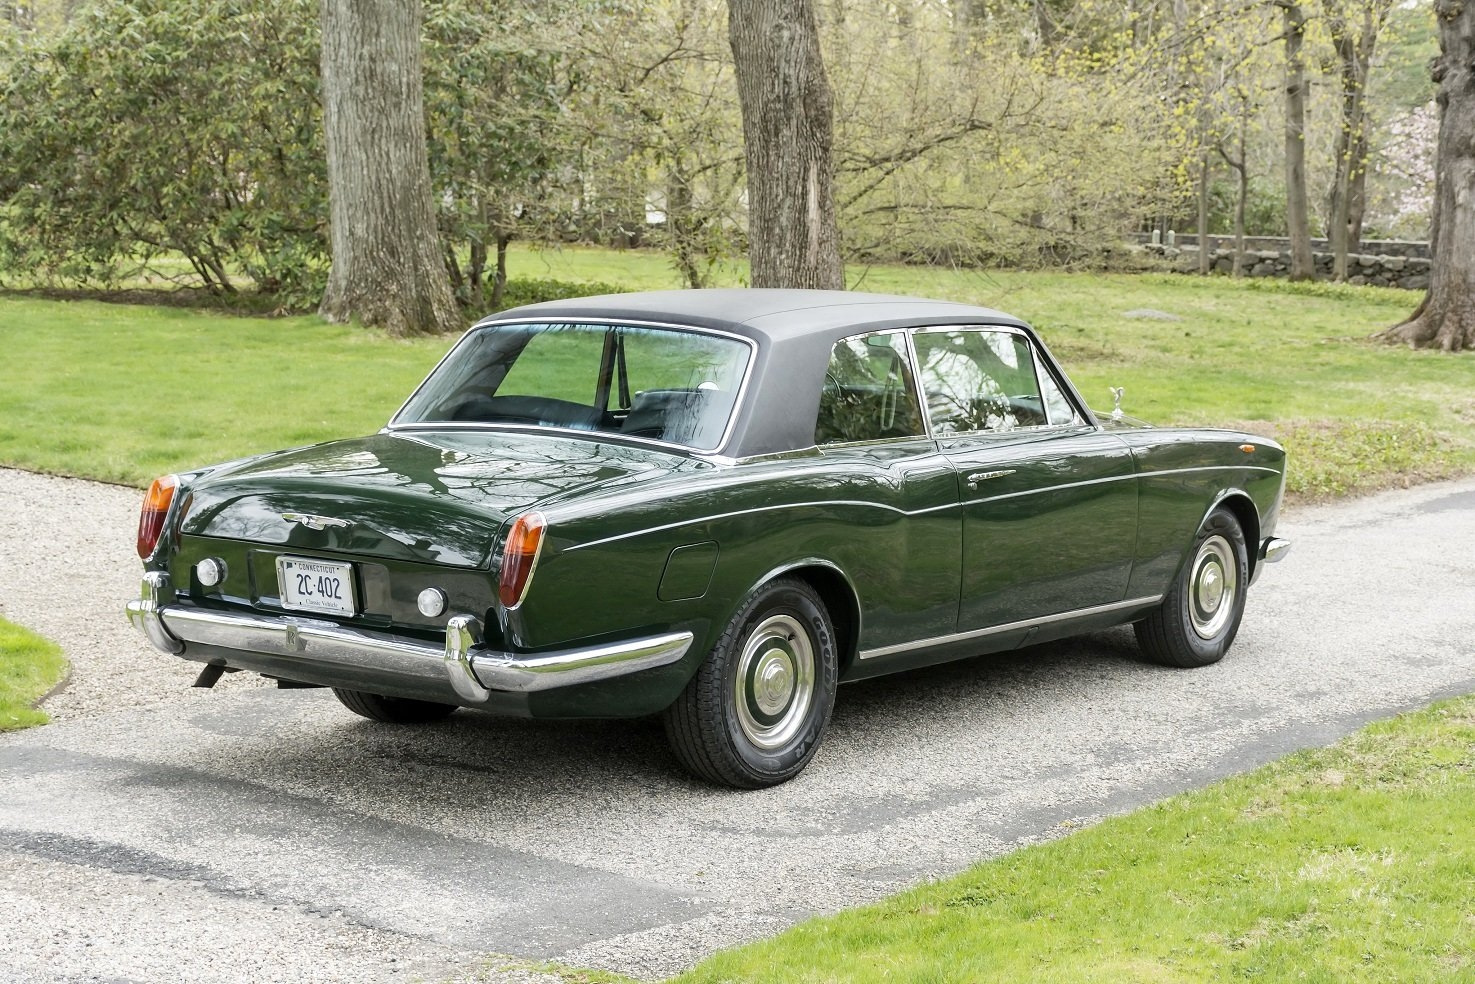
left=813, top=327, right=931, bottom=449
left=385, top=317, right=760, bottom=458
left=908, top=323, right=1094, bottom=439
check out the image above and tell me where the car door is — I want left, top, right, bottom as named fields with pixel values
left=910, top=325, right=1138, bottom=633
left=813, top=329, right=963, bottom=653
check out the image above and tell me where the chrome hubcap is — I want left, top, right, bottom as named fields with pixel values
left=735, top=614, right=814, bottom=750
left=1190, top=535, right=1238, bottom=640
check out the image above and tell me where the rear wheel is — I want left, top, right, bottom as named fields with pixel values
left=332, top=688, right=459, bottom=724
left=1135, top=507, right=1249, bottom=668
left=663, top=577, right=838, bottom=789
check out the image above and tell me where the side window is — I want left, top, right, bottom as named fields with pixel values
left=815, top=331, right=925, bottom=445
left=1037, top=362, right=1087, bottom=426
left=913, top=328, right=1050, bottom=434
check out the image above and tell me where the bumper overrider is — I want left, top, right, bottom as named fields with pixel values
left=125, top=572, right=694, bottom=705
left=1253, top=536, right=1291, bottom=584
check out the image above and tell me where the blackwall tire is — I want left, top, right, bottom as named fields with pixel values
left=332, top=688, right=459, bottom=724
left=1135, top=507, right=1249, bottom=668
left=663, top=577, right=838, bottom=789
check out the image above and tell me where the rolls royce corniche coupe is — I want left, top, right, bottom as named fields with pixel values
left=127, top=289, right=1289, bottom=787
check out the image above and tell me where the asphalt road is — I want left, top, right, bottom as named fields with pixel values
left=2, top=475, right=1473, bottom=983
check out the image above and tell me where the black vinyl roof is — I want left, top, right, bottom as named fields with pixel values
left=483, top=289, right=1037, bottom=457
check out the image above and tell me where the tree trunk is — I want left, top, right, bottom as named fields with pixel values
left=1033, top=0, right=1061, bottom=51
left=1219, top=118, right=1249, bottom=278
left=666, top=165, right=707, bottom=290
left=1197, top=151, right=1210, bottom=275
left=468, top=237, right=487, bottom=309
left=728, top=0, right=844, bottom=291
left=951, top=0, right=989, bottom=53
left=490, top=235, right=510, bottom=311
left=1377, top=0, right=1475, bottom=351
left=1346, top=125, right=1369, bottom=248
left=1233, top=129, right=1248, bottom=278
left=1324, top=1, right=1387, bottom=280
left=1280, top=1, right=1315, bottom=281
left=318, top=0, right=459, bottom=336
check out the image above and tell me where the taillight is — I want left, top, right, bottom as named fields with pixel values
left=136, top=474, right=178, bottom=559
left=498, top=511, right=546, bottom=609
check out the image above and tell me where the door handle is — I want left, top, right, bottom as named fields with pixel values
left=966, top=469, right=1016, bottom=490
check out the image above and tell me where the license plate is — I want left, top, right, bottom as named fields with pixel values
left=276, top=556, right=357, bottom=617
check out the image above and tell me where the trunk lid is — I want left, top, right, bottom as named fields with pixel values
left=179, top=430, right=696, bottom=569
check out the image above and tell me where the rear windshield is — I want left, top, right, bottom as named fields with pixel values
left=393, top=321, right=752, bottom=452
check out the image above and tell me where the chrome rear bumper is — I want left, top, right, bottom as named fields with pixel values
left=125, top=572, right=693, bottom=704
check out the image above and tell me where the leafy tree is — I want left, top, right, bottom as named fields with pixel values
left=423, top=0, right=572, bottom=308
left=0, top=0, right=325, bottom=299
left=566, top=0, right=745, bottom=289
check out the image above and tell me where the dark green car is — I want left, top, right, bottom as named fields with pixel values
left=127, top=289, right=1289, bottom=788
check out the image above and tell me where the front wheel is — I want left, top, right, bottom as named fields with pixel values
left=332, top=688, right=459, bottom=724
left=663, top=577, right=838, bottom=789
left=1135, top=507, right=1249, bottom=668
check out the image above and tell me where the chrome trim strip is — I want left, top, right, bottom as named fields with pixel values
left=974, top=465, right=1281, bottom=504
left=385, top=421, right=714, bottom=461
left=815, top=435, right=935, bottom=452
left=125, top=571, right=184, bottom=655
left=564, top=464, right=1282, bottom=552
left=562, top=498, right=960, bottom=553
left=386, top=316, right=759, bottom=457
left=912, top=323, right=1031, bottom=338
left=901, top=327, right=935, bottom=442
left=857, top=595, right=1165, bottom=661
left=127, top=583, right=694, bottom=699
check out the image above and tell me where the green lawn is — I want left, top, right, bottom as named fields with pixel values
left=667, top=696, right=1475, bottom=984
left=0, top=617, right=67, bottom=731
left=513, top=246, right=1473, bottom=499
left=0, top=298, right=447, bottom=486
left=4, top=247, right=1469, bottom=495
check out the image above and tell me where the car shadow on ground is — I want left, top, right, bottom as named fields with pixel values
left=173, top=626, right=1172, bottom=817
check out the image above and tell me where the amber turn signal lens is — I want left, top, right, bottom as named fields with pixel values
left=1239, top=444, right=1257, bottom=453
left=498, top=511, right=546, bottom=609
left=136, top=474, right=178, bottom=559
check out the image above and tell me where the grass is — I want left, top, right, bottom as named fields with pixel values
left=0, top=617, right=67, bottom=731
left=0, top=298, right=447, bottom=485
left=669, top=695, right=1475, bottom=984
left=2, top=246, right=1470, bottom=494
left=527, top=248, right=1475, bottom=500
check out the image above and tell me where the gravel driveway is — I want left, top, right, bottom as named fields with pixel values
left=2, top=466, right=1473, bottom=983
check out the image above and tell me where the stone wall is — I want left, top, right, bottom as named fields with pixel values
left=1131, top=232, right=1429, bottom=260
left=1171, top=247, right=1429, bottom=290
